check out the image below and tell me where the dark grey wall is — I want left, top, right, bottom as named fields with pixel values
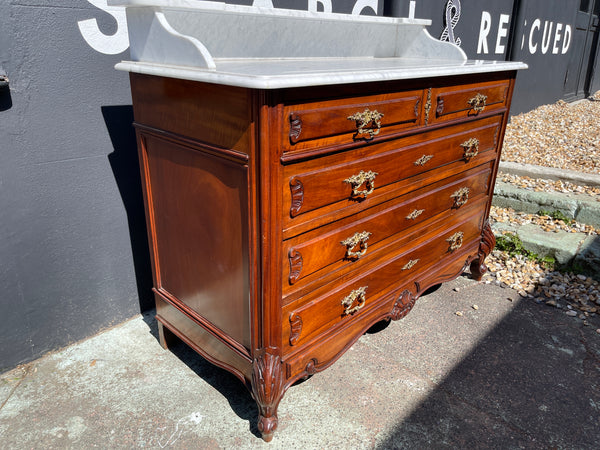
left=0, top=0, right=385, bottom=372
left=386, top=0, right=516, bottom=60
left=509, top=0, right=580, bottom=112
left=0, top=1, right=152, bottom=372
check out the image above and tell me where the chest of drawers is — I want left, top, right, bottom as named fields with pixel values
left=113, top=1, right=525, bottom=441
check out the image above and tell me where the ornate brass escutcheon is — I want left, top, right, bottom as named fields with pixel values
left=450, top=187, right=470, bottom=208
left=414, top=154, right=434, bottom=166
left=401, top=259, right=419, bottom=271
left=446, top=231, right=464, bottom=252
left=341, top=286, right=368, bottom=316
left=406, top=208, right=425, bottom=220
left=468, top=93, right=487, bottom=113
left=347, top=109, right=384, bottom=139
left=460, top=137, right=480, bottom=160
left=344, top=170, right=378, bottom=198
left=341, top=231, right=372, bottom=259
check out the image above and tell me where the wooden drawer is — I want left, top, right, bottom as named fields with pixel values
left=282, top=204, right=485, bottom=351
left=283, top=163, right=492, bottom=294
left=283, top=115, right=501, bottom=229
left=282, top=89, right=424, bottom=153
left=282, top=244, right=475, bottom=381
left=429, top=79, right=510, bottom=125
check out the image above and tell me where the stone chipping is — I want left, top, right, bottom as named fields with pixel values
left=501, top=95, right=600, bottom=175
left=483, top=95, right=600, bottom=323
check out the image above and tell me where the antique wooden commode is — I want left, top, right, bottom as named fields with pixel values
left=112, top=1, right=526, bottom=441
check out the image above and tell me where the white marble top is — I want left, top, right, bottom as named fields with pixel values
left=112, top=0, right=527, bottom=88
left=116, top=58, right=527, bottom=89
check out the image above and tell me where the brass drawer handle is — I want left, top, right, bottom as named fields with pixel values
left=414, top=154, right=434, bottom=166
left=468, top=93, right=487, bottom=113
left=446, top=231, right=464, bottom=252
left=460, top=138, right=480, bottom=160
left=341, top=286, right=367, bottom=316
left=406, top=208, right=425, bottom=220
left=402, top=259, right=419, bottom=271
left=451, top=187, right=470, bottom=208
left=341, top=231, right=372, bottom=259
left=347, top=109, right=384, bottom=139
left=344, top=170, right=378, bottom=198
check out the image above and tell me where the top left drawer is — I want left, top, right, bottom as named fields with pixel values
left=282, top=89, right=425, bottom=154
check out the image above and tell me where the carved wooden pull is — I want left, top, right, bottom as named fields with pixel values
left=446, top=231, right=464, bottom=252
left=341, top=231, right=371, bottom=259
left=401, top=259, right=419, bottom=271
left=344, top=170, right=378, bottom=198
left=406, top=209, right=425, bottom=220
left=341, top=286, right=367, bottom=316
left=460, top=138, right=480, bottom=160
left=347, top=109, right=384, bottom=139
left=468, top=93, right=487, bottom=113
left=414, top=154, right=434, bottom=166
left=450, top=187, right=470, bottom=208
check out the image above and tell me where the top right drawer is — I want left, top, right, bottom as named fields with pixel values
left=428, top=78, right=511, bottom=125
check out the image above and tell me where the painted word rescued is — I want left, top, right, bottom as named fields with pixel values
left=521, top=19, right=572, bottom=55
left=478, top=12, right=572, bottom=56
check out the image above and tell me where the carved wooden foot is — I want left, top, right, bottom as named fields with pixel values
left=470, top=220, right=496, bottom=281
left=251, top=348, right=285, bottom=442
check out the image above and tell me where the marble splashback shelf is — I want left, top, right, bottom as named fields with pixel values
left=111, top=1, right=527, bottom=89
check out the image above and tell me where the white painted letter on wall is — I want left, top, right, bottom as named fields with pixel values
left=352, top=0, right=379, bottom=15
left=477, top=11, right=491, bottom=54
left=308, top=0, right=333, bottom=13
left=529, top=18, right=541, bottom=54
left=495, top=14, right=510, bottom=54
left=562, top=24, right=572, bottom=54
left=78, top=0, right=129, bottom=55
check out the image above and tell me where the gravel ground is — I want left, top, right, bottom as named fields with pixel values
left=482, top=95, right=600, bottom=328
left=481, top=251, right=600, bottom=326
left=501, top=95, right=600, bottom=174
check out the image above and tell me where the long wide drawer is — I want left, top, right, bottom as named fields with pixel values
left=283, top=163, right=492, bottom=295
left=283, top=89, right=425, bottom=153
left=282, top=115, right=501, bottom=232
left=282, top=204, right=485, bottom=352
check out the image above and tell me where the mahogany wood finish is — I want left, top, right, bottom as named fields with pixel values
left=129, top=70, right=517, bottom=442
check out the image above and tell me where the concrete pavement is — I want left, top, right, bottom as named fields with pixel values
left=1, top=275, right=599, bottom=449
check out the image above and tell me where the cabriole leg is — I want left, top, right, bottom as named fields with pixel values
left=251, top=347, right=286, bottom=442
left=470, top=220, right=496, bottom=281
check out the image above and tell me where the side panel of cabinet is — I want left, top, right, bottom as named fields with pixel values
left=139, top=132, right=252, bottom=352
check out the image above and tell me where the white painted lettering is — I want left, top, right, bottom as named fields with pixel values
left=562, top=24, right=572, bottom=53
left=477, top=11, right=492, bottom=54
left=552, top=23, right=563, bottom=54
left=78, top=0, right=129, bottom=55
left=352, top=0, right=379, bottom=15
left=495, top=14, right=510, bottom=54
left=409, top=1, right=416, bottom=19
left=541, top=21, right=553, bottom=54
left=308, top=0, right=332, bottom=13
left=529, top=18, right=541, bottom=54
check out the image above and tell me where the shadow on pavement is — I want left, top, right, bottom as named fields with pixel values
left=376, top=284, right=600, bottom=449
